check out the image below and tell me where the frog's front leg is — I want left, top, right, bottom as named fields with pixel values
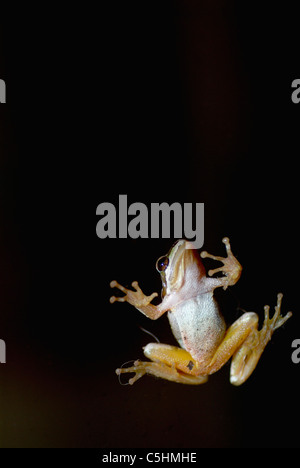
left=110, top=280, right=165, bottom=320
left=200, top=237, right=242, bottom=290
left=116, top=343, right=208, bottom=385
left=205, top=293, right=292, bottom=385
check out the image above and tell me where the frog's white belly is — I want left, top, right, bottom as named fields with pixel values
left=167, top=292, right=226, bottom=363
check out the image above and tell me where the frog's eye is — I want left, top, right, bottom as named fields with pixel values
left=156, top=256, right=169, bottom=272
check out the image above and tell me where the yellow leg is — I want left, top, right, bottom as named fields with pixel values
left=205, top=293, right=292, bottom=385
left=115, top=343, right=208, bottom=385
left=229, top=293, right=292, bottom=385
left=205, top=312, right=259, bottom=374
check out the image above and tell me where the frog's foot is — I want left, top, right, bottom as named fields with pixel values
left=110, top=280, right=158, bottom=307
left=116, top=359, right=208, bottom=385
left=116, top=360, right=148, bottom=385
left=200, top=237, right=242, bottom=289
left=230, top=293, right=292, bottom=385
left=110, top=280, right=163, bottom=320
left=259, top=293, right=292, bottom=344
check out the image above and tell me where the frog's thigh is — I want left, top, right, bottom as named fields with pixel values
left=143, top=343, right=208, bottom=384
left=207, top=312, right=259, bottom=376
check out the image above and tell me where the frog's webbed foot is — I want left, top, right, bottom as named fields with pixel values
left=116, top=360, right=148, bottom=385
left=200, top=237, right=242, bottom=289
left=110, top=280, right=163, bottom=319
left=260, top=293, right=292, bottom=343
left=110, top=280, right=158, bottom=307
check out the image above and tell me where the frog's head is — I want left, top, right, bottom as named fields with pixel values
left=156, top=239, right=206, bottom=298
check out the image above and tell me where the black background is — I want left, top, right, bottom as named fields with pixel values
left=0, top=1, right=299, bottom=448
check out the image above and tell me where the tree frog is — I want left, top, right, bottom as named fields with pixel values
left=110, top=238, right=292, bottom=385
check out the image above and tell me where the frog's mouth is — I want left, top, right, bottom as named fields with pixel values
left=161, top=239, right=204, bottom=297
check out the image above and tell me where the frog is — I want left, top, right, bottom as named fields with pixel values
left=110, top=237, right=292, bottom=385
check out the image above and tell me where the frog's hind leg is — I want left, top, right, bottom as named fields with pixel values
left=205, top=293, right=292, bottom=386
left=115, top=343, right=208, bottom=385
left=229, top=293, right=292, bottom=385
